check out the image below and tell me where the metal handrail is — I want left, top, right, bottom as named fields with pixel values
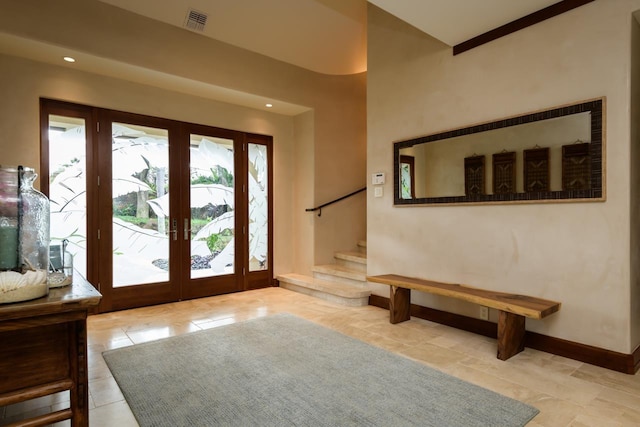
left=305, top=186, right=366, bottom=217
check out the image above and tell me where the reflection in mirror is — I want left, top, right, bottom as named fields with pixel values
left=399, top=155, right=415, bottom=199
left=394, top=98, right=604, bottom=205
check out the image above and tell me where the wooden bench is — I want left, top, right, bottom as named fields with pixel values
left=367, top=274, right=561, bottom=361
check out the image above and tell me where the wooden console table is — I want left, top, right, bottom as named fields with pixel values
left=0, top=273, right=101, bottom=426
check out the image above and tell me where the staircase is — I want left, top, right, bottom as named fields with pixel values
left=277, top=240, right=371, bottom=306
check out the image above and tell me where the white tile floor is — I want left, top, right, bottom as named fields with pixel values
left=2, top=287, right=640, bottom=426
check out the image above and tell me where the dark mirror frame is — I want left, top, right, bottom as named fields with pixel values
left=393, top=98, right=605, bottom=205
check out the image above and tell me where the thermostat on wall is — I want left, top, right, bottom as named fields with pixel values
left=372, top=172, right=385, bottom=185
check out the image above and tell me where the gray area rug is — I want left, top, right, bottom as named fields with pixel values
left=103, top=313, right=539, bottom=427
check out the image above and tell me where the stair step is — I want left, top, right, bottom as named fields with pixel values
left=335, top=251, right=367, bottom=272
left=357, top=240, right=367, bottom=254
left=277, top=273, right=370, bottom=307
left=335, top=251, right=367, bottom=264
left=312, top=264, right=367, bottom=285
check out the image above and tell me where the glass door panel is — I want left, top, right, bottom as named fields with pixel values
left=248, top=143, right=268, bottom=272
left=48, top=115, right=88, bottom=277
left=189, top=134, right=235, bottom=279
left=112, top=122, right=169, bottom=287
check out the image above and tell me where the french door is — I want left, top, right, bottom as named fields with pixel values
left=41, top=100, right=273, bottom=312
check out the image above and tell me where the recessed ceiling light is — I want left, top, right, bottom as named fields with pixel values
left=265, top=103, right=273, bottom=108
left=63, top=56, right=76, bottom=63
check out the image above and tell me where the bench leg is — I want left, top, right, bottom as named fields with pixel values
left=389, top=286, right=411, bottom=324
left=497, top=311, right=526, bottom=360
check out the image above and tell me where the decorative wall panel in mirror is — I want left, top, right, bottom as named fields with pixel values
left=394, top=98, right=604, bottom=205
left=492, top=151, right=516, bottom=194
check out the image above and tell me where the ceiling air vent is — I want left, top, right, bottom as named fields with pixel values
left=184, top=9, right=208, bottom=32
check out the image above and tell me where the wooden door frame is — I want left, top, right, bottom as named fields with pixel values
left=178, top=123, right=245, bottom=300
left=40, top=99, right=274, bottom=313
left=97, top=109, right=181, bottom=312
left=40, top=99, right=100, bottom=299
left=245, top=133, right=274, bottom=290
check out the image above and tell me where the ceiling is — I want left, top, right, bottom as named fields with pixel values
left=0, top=0, right=568, bottom=115
left=98, top=0, right=560, bottom=75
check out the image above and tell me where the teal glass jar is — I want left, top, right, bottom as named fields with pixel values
left=0, top=166, right=50, bottom=303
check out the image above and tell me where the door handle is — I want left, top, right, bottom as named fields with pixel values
left=171, top=219, right=178, bottom=241
left=184, top=218, right=191, bottom=240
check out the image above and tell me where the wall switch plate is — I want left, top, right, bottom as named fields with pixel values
left=374, top=187, right=383, bottom=198
left=480, top=306, right=489, bottom=320
left=372, top=172, right=385, bottom=185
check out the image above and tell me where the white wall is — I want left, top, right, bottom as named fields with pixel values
left=367, top=0, right=640, bottom=354
left=293, top=111, right=315, bottom=275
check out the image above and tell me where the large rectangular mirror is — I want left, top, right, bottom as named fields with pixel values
left=394, top=98, right=604, bottom=205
